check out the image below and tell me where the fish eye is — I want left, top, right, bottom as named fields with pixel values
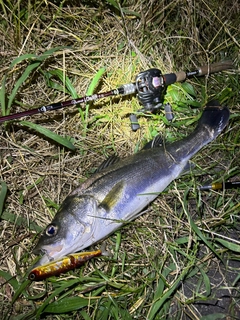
left=45, top=224, right=58, bottom=237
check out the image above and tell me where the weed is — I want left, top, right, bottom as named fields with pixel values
left=0, top=1, right=239, bottom=319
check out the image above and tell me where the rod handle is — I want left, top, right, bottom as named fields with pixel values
left=163, top=71, right=186, bottom=85
left=198, top=60, right=234, bottom=76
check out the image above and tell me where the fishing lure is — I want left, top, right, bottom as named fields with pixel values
left=28, top=249, right=102, bottom=281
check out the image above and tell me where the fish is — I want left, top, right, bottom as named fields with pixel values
left=28, top=249, right=102, bottom=281
left=33, top=100, right=229, bottom=267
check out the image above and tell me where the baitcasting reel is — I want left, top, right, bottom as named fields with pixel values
left=135, top=68, right=166, bottom=113
left=130, top=68, right=171, bottom=131
left=130, top=60, right=234, bottom=130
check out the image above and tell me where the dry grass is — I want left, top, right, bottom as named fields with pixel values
left=0, top=0, right=240, bottom=319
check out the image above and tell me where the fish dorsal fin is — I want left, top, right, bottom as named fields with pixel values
left=95, top=155, right=119, bottom=173
left=142, top=134, right=163, bottom=150
left=99, top=181, right=125, bottom=211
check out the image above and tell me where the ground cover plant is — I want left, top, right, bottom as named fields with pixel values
left=0, top=0, right=239, bottom=319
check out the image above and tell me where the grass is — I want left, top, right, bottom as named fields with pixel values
left=0, top=0, right=240, bottom=319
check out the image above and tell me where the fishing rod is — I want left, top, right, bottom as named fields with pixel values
left=0, top=60, right=233, bottom=129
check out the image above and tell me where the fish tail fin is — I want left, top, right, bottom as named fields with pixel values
left=196, top=100, right=230, bottom=140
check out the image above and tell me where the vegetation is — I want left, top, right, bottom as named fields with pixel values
left=0, top=0, right=239, bottom=319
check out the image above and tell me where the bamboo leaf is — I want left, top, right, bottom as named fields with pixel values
left=105, top=0, right=119, bottom=9
left=39, top=46, right=72, bottom=61
left=6, top=47, right=71, bottom=115
left=8, top=47, right=70, bottom=69
left=80, top=310, right=92, bottom=320
left=11, top=279, right=32, bottom=305
left=80, top=67, right=106, bottom=133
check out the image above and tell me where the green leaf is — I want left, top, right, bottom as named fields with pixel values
left=1, top=210, right=42, bottom=232
left=11, top=279, right=32, bottom=305
left=8, top=47, right=70, bottom=70
left=80, top=67, right=106, bottom=133
left=0, top=270, right=19, bottom=291
left=0, top=180, right=7, bottom=216
left=175, top=236, right=189, bottom=244
left=215, top=238, right=240, bottom=253
left=43, top=69, right=78, bottom=98
left=4, top=47, right=71, bottom=116
left=86, top=67, right=106, bottom=96
left=181, top=82, right=196, bottom=97
left=105, top=0, right=119, bottom=9
left=7, top=62, right=41, bottom=112
left=8, top=53, right=38, bottom=69
left=19, top=120, right=76, bottom=151
left=121, top=8, right=141, bottom=18
left=183, top=189, right=222, bottom=262
left=104, top=0, right=141, bottom=18
left=44, top=296, right=91, bottom=313
left=216, top=87, right=233, bottom=104
left=80, top=310, right=92, bottom=320
left=37, top=46, right=72, bottom=62
left=200, top=268, right=211, bottom=296
left=166, top=86, right=181, bottom=102
left=0, top=75, right=7, bottom=115
left=147, top=266, right=190, bottom=320
left=35, top=279, right=81, bottom=317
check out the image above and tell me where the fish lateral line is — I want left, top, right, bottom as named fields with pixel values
left=28, top=249, right=102, bottom=281
left=87, top=214, right=132, bottom=225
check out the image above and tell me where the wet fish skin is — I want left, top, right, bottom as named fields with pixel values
left=33, top=101, right=229, bottom=267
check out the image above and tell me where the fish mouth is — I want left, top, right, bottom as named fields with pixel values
left=32, top=243, right=64, bottom=267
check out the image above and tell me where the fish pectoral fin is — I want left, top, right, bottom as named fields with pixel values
left=99, top=181, right=125, bottom=211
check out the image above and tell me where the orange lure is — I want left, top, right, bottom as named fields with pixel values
left=28, top=249, right=102, bottom=281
